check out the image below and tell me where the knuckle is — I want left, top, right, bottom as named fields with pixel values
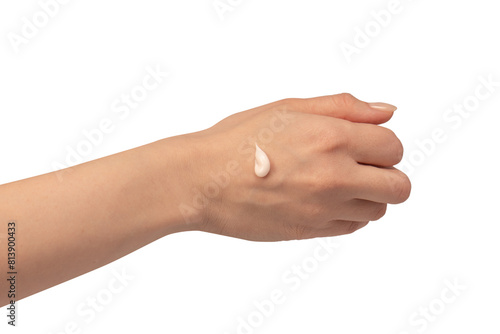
left=336, top=92, right=357, bottom=107
left=318, top=170, right=349, bottom=193
left=302, top=202, right=323, bottom=219
left=344, top=221, right=367, bottom=235
left=399, top=174, right=412, bottom=202
left=371, top=203, right=387, bottom=221
left=381, top=127, right=404, bottom=164
left=306, top=123, right=347, bottom=152
left=278, top=98, right=301, bottom=109
left=344, top=221, right=359, bottom=234
left=322, top=120, right=350, bottom=150
left=394, top=139, right=404, bottom=164
left=389, top=171, right=412, bottom=203
left=338, top=118, right=353, bottom=135
left=308, top=173, right=333, bottom=198
left=338, top=121, right=354, bottom=149
left=386, top=129, right=404, bottom=164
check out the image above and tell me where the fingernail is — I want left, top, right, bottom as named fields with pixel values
left=368, top=102, right=397, bottom=112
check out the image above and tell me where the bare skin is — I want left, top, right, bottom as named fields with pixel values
left=0, top=93, right=410, bottom=306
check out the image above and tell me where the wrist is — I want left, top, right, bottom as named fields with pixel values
left=147, top=134, right=210, bottom=235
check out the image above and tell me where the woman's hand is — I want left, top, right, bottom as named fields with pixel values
left=0, top=92, right=410, bottom=305
left=178, top=93, right=411, bottom=241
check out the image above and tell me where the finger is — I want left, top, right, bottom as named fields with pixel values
left=348, top=123, right=404, bottom=167
left=314, top=220, right=369, bottom=238
left=351, top=166, right=412, bottom=204
left=295, top=93, right=397, bottom=125
left=331, top=199, right=388, bottom=222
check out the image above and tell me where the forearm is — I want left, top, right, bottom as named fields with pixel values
left=0, top=136, right=194, bottom=306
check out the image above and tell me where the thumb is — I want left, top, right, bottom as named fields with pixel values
left=297, top=93, right=397, bottom=125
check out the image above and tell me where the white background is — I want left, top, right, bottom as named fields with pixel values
left=1, top=0, right=499, bottom=333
